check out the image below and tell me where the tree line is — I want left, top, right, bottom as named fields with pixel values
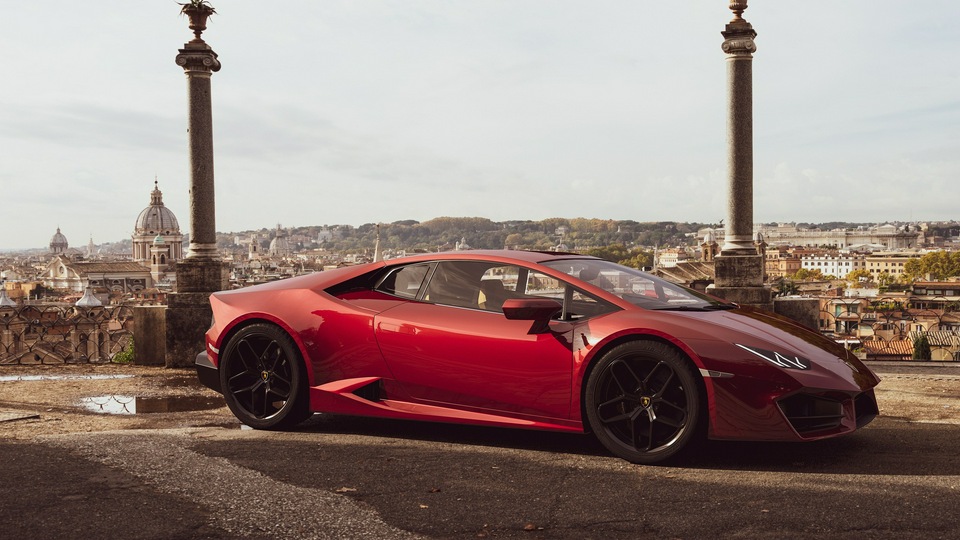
left=221, top=217, right=708, bottom=259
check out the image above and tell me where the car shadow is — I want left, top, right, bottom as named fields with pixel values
left=294, top=412, right=610, bottom=457
left=688, top=417, right=960, bottom=475
left=286, top=413, right=960, bottom=475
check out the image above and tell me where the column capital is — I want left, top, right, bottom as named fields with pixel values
left=721, top=33, right=757, bottom=56
left=722, top=1, right=757, bottom=55
left=722, top=26, right=756, bottom=57
left=176, top=46, right=221, bottom=75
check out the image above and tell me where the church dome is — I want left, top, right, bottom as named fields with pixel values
left=135, top=181, right=180, bottom=234
left=49, top=227, right=69, bottom=253
left=268, top=224, right=291, bottom=256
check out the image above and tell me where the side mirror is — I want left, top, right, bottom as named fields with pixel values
left=502, top=298, right=563, bottom=334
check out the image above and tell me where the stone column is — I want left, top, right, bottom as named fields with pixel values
left=720, top=2, right=757, bottom=255
left=175, top=10, right=221, bottom=264
left=708, top=0, right=772, bottom=310
left=167, top=5, right=229, bottom=367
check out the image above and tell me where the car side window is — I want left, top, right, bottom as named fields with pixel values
left=522, top=270, right=617, bottom=320
left=422, top=261, right=490, bottom=309
left=376, top=263, right=431, bottom=299
left=478, top=265, right=520, bottom=312
left=416, top=261, right=617, bottom=320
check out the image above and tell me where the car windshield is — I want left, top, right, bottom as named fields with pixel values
left=542, top=258, right=733, bottom=311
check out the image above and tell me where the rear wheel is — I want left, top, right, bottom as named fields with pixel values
left=219, top=323, right=310, bottom=429
left=585, top=341, right=701, bottom=464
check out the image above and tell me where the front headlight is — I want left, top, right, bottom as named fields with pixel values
left=736, top=344, right=811, bottom=370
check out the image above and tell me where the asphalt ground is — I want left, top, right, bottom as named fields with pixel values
left=1, top=362, right=959, bottom=539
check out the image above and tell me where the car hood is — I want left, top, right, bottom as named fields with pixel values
left=638, top=305, right=880, bottom=391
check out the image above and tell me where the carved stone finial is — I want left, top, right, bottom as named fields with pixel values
left=729, top=0, right=748, bottom=22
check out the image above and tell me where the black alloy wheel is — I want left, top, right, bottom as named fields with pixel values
left=585, top=340, right=701, bottom=464
left=219, top=323, right=310, bottom=430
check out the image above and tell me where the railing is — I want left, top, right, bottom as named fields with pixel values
left=0, top=305, right=134, bottom=365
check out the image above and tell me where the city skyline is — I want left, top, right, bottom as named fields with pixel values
left=2, top=1, right=958, bottom=250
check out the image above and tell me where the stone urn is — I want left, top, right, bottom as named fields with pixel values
left=729, top=1, right=748, bottom=20
left=180, top=2, right=216, bottom=43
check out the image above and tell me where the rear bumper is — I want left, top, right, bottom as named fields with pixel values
left=195, top=351, right=221, bottom=393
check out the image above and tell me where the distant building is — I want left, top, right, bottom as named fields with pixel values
left=132, top=181, right=183, bottom=283
left=40, top=255, right=151, bottom=294
left=49, top=227, right=69, bottom=255
left=864, top=251, right=921, bottom=278
left=658, top=248, right=690, bottom=268
left=269, top=224, right=291, bottom=257
left=765, top=247, right=809, bottom=278
left=702, top=223, right=923, bottom=250
left=700, top=231, right=718, bottom=263
left=910, top=282, right=960, bottom=311
left=800, top=252, right=867, bottom=279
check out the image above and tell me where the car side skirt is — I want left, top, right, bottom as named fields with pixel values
left=309, top=377, right=584, bottom=433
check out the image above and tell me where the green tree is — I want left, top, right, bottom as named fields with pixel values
left=584, top=244, right=652, bottom=269
left=112, top=336, right=135, bottom=364
left=789, top=268, right=825, bottom=281
left=619, top=250, right=653, bottom=270
left=912, top=334, right=931, bottom=361
left=773, top=277, right=799, bottom=296
left=503, top=233, right=523, bottom=248
left=903, top=258, right=923, bottom=281
left=904, top=251, right=960, bottom=281
left=586, top=244, right=631, bottom=263
left=877, top=272, right=898, bottom=287
left=846, top=269, right=872, bottom=287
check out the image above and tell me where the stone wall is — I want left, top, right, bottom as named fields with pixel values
left=133, top=306, right=167, bottom=365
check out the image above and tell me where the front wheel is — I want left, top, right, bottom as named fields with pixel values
left=219, top=323, right=310, bottom=430
left=584, top=341, right=702, bottom=464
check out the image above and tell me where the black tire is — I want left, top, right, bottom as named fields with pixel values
left=219, top=323, right=311, bottom=430
left=584, top=340, right=702, bottom=464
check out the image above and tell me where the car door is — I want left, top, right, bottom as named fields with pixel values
left=374, top=261, right=575, bottom=420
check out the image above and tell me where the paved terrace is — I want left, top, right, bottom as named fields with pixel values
left=0, top=362, right=958, bottom=539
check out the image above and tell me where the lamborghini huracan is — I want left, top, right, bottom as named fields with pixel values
left=196, top=250, right=879, bottom=464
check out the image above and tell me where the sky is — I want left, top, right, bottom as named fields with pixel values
left=1, top=1, right=958, bottom=250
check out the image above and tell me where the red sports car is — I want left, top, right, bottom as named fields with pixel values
left=196, top=250, right=879, bottom=464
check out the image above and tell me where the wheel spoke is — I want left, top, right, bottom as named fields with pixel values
left=266, top=383, right=291, bottom=401
left=271, top=371, right=292, bottom=388
left=597, top=395, right=638, bottom=424
left=228, top=373, right=263, bottom=395
left=656, top=397, right=686, bottom=416
left=260, top=341, right=283, bottom=371
left=654, top=412, right=685, bottom=429
left=643, top=414, right=655, bottom=451
left=237, top=339, right=263, bottom=373
left=643, top=362, right=675, bottom=395
left=256, top=384, right=270, bottom=418
left=609, top=358, right=642, bottom=394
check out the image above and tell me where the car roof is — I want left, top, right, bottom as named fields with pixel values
left=212, top=250, right=601, bottom=299
left=388, top=249, right=595, bottom=265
